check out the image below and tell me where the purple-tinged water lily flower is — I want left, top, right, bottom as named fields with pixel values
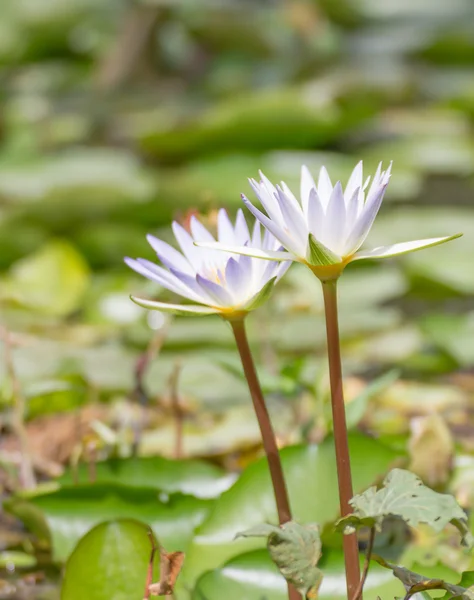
left=196, top=162, right=461, bottom=281
left=125, top=209, right=290, bottom=317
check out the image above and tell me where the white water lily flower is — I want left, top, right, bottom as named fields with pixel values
left=125, top=209, right=290, bottom=317
left=197, top=162, right=461, bottom=281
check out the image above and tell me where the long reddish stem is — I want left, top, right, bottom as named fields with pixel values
left=230, top=318, right=299, bottom=600
left=321, top=280, right=361, bottom=599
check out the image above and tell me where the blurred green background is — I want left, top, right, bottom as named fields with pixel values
left=2, top=0, right=474, bottom=598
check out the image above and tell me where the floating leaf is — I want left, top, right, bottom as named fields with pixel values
left=192, top=549, right=407, bottom=600
left=337, top=469, right=472, bottom=548
left=236, top=521, right=322, bottom=598
left=183, top=434, right=398, bottom=587
left=57, top=456, right=232, bottom=499
left=5, top=240, right=90, bottom=317
left=6, top=483, right=212, bottom=562
left=61, top=519, right=159, bottom=600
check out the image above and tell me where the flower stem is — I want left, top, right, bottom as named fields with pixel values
left=230, top=319, right=292, bottom=522
left=321, top=279, right=361, bottom=599
left=351, top=526, right=375, bottom=600
left=230, top=318, right=299, bottom=600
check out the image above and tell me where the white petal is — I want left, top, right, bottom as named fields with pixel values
left=124, top=257, right=198, bottom=301
left=168, top=268, right=214, bottom=304
left=217, top=209, right=235, bottom=245
left=323, top=181, right=346, bottom=254
left=343, top=182, right=388, bottom=255
left=250, top=175, right=284, bottom=226
left=172, top=221, right=202, bottom=271
left=344, top=160, right=363, bottom=205
left=280, top=181, right=304, bottom=215
left=242, top=195, right=302, bottom=256
left=130, top=296, right=219, bottom=316
left=225, top=257, right=248, bottom=298
left=194, top=241, right=296, bottom=262
left=365, top=162, right=383, bottom=204
left=350, top=234, right=462, bottom=262
left=306, top=188, right=325, bottom=240
left=344, top=187, right=361, bottom=232
left=234, top=209, right=250, bottom=244
left=190, top=216, right=215, bottom=243
left=196, top=274, right=234, bottom=307
left=317, top=166, right=333, bottom=208
left=274, top=186, right=308, bottom=246
left=146, top=234, right=193, bottom=275
left=251, top=218, right=261, bottom=247
left=301, top=165, right=317, bottom=216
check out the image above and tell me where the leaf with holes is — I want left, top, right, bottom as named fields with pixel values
left=336, top=469, right=472, bottom=548
left=236, top=521, right=322, bottom=598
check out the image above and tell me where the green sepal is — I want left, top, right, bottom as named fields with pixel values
left=306, top=234, right=341, bottom=267
left=244, top=277, right=277, bottom=311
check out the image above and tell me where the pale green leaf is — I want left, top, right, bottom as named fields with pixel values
left=5, top=240, right=90, bottom=317
left=236, top=521, right=322, bottom=598
left=337, top=469, right=472, bottom=548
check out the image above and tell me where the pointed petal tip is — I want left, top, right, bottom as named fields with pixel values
left=124, top=256, right=140, bottom=269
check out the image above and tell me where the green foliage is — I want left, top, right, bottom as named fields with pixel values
left=193, top=549, right=407, bottom=600
left=4, top=240, right=90, bottom=316
left=236, top=522, right=323, bottom=598
left=5, top=483, right=211, bottom=562
left=61, top=520, right=159, bottom=600
left=2, top=1, right=474, bottom=599
left=183, top=434, right=398, bottom=586
left=57, top=456, right=231, bottom=499
left=337, top=469, right=472, bottom=547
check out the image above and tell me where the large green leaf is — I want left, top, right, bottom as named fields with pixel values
left=61, top=519, right=159, bottom=600
left=58, top=456, right=233, bottom=499
left=192, top=549, right=406, bottom=600
left=5, top=484, right=212, bottom=563
left=337, top=469, right=472, bottom=547
left=182, top=434, right=399, bottom=587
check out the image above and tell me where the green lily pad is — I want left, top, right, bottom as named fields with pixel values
left=58, top=456, right=234, bottom=499
left=192, top=549, right=406, bottom=600
left=61, top=519, right=159, bottom=600
left=4, top=240, right=90, bottom=317
left=6, top=483, right=212, bottom=563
